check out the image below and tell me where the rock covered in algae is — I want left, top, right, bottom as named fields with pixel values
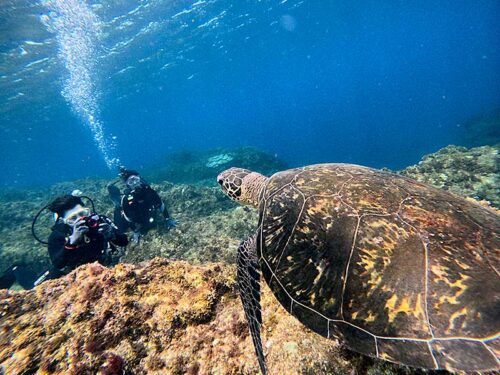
left=0, top=258, right=438, bottom=375
left=400, top=145, right=499, bottom=208
left=143, top=147, right=287, bottom=185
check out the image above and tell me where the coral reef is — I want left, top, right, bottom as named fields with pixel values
left=0, top=258, right=440, bottom=375
left=400, top=145, right=499, bottom=208
left=1, top=144, right=498, bottom=283
left=143, top=147, right=287, bottom=185
left=1, top=144, right=497, bottom=374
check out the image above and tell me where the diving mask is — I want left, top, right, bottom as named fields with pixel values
left=62, top=206, right=91, bottom=225
left=126, top=175, right=144, bottom=190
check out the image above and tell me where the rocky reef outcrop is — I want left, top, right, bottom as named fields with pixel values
left=400, top=145, right=499, bottom=208
left=0, top=258, right=438, bottom=375
left=143, top=147, right=287, bottom=185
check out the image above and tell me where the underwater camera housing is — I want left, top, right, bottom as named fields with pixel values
left=79, top=214, right=102, bottom=244
left=83, top=215, right=99, bottom=229
left=82, top=214, right=100, bottom=233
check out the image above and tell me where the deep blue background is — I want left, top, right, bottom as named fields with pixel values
left=1, top=0, right=499, bottom=187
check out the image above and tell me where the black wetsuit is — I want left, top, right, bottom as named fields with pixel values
left=0, top=264, right=37, bottom=290
left=47, top=216, right=128, bottom=279
left=108, top=184, right=170, bottom=235
left=0, top=215, right=128, bottom=290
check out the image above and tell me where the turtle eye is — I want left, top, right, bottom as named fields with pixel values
left=217, top=179, right=223, bottom=185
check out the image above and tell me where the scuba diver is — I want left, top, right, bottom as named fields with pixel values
left=1, top=193, right=128, bottom=290
left=1, top=192, right=129, bottom=290
left=107, top=167, right=177, bottom=243
left=41, top=194, right=129, bottom=280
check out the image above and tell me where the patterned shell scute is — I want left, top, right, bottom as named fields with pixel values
left=257, top=163, right=500, bottom=371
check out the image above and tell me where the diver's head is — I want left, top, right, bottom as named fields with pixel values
left=217, top=167, right=267, bottom=208
left=119, top=168, right=145, bottom=190
left=48, top=195, right=89, bottom=224
left=125, top=175, right=145, bottom=190
left=119, top=167, right=139, bottom=181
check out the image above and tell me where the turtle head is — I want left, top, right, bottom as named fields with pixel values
left=217, top=167, right=267, bottom=208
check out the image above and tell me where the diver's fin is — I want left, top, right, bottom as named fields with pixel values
left=13, top=265, right=37, bottom=290
left=0, top=266, right=16, bottom=289
left=237, top=233, right=266, bottom=375
left=107, top=184, right=122, bottom=207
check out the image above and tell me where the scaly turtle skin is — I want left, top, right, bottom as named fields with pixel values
left=217, top=163, right=500, bottom=374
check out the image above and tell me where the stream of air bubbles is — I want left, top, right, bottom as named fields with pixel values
left=41, top=0, right=120, bottom=169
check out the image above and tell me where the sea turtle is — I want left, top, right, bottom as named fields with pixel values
left=217, top=164, right=500, bottom=374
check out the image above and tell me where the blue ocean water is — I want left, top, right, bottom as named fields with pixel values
left=0, top=0, right=499, bottom=187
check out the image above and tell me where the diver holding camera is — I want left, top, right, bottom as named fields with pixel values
left=1, top=193, right=129, bottom=290
left=43, top=194, right=129, bottom=280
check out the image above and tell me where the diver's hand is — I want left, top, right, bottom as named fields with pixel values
left=98, top=222, right=115, bottom=241
left=165, top=218, right=178, bottom=230
left=68, top=219, right=89, bottom=245
left=132, top=231, right=141, bottom=244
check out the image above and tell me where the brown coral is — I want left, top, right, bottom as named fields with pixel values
left=0, top=259, right=434, bottom=375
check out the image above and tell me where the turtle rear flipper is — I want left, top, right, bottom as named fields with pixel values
left=237, top=234, right=267, bottom=375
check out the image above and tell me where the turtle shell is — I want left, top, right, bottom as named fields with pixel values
left=256, top=163, right=499, bottom=372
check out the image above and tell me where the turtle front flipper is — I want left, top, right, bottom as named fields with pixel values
left=237, top=233, right=267, bottom=375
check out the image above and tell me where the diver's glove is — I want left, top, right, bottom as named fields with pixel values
left=165, top=218, right=178, bottom=230
left=98, top=222, right=115, bottom=241
left=68, top=219, right=89, bottom=245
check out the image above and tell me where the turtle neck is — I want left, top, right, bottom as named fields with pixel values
left=241, top=172, right=268, bottom=208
